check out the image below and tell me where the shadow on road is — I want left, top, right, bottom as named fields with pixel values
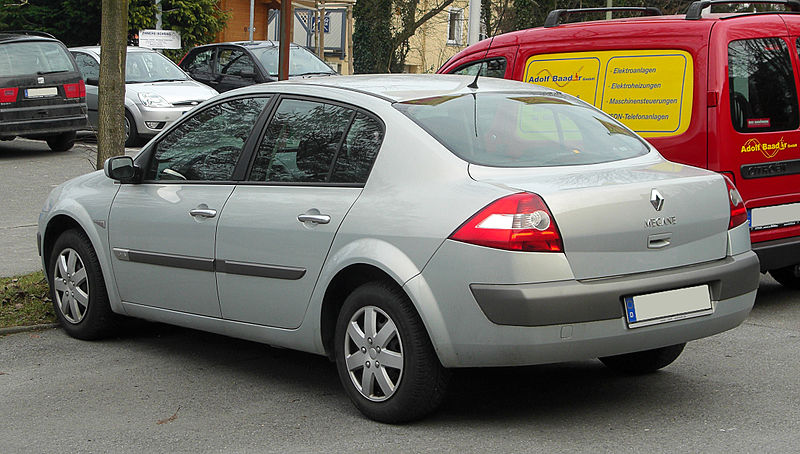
left=89, top=318, right=705, bottom=424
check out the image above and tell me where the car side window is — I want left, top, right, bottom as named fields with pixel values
left=144, top=97, right=270, bottom=182
left=217, top=49, right=256, bottom=77
left=249, top=99, right=353, bottom=183
left=330, top=113, right=384, bottom=183
left=729, top=38, right=799, bottom=132
left=72, top=53, right=99, bottom=81
left=184, top=49, right=214, bottom=79
left=451, top=58, right=506, bottom=79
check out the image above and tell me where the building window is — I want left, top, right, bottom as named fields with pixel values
left=447, top=9, right=463, bottom=46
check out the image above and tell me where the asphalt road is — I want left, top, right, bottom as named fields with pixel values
left=1, top=138, right=799, bottom=452
left=0, top=137, right=138, bottom=277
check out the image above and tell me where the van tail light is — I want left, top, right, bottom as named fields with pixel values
left=0, top=87, right=18, bottom=103
left=450, top=192, right=563, bottom=252
left=723, top=175, right=747, bottom=229
left=64, top=80, right=85, bottom=99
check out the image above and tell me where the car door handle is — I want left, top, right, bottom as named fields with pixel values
left=297, top=213, right=330, bottom=224
left=190, top=208, right=217, bottom=218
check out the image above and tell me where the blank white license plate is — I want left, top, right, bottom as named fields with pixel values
left=750, top=203, right=800, bottom=230
left=624, top=285, right=712, bottom=328
left=25, top=87, right=58, bottom=98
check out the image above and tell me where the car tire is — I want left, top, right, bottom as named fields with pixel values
left=334, top=281, right=450, bottom=423
left=769, top=265, right=800, bottom=289
left=599, top=343, right=686, bottom=375
left=48, top=229, right=118, bottom=340
left=124, top=110, right=139, bottom=147
left=46, top=131, right=76, bottom=152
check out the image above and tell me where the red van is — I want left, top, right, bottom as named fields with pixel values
left=438, top=1, right=800, bottom=288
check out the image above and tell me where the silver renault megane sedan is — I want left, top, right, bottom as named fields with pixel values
left=37, top=74, right=759, bottom=423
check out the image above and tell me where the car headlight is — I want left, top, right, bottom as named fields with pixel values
left=138, top=92, right=172, bottom=108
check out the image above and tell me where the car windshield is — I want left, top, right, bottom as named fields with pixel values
left=394, top=92, right=650, bottom=167
left=0, top=41, right=74, bottom=77
left=250, top=46, right=335, bottom=77
left=125, top=51, right=188, bottom=83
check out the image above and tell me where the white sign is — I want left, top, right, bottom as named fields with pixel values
left=138, top=29, right=181, bottom=49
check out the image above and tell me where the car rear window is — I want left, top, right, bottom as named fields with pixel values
left=728, top=38, right=799, bottom=132
left=395, top=92, right=649, bottom=167
left=0, top=41, right=74, bottom=77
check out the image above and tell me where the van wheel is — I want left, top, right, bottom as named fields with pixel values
left=48, top=229, right=118, bottom=340
left=334, top=281, right=450, bottom=423
left=769, top=265, right=800, bottom=289
left=124, top=111, right=139, bottom=147
left=46, top=131, right=76, bottom=152
left=599, top=343, right=686, bottom=374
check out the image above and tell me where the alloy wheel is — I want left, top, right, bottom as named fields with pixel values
left=343, top=305, right=404, bottom=402
left=53, top=247, right=89, bottom=324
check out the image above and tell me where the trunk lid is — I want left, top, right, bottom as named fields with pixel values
left=469, top=155, right=730, bottom=280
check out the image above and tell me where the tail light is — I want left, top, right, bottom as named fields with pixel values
left=64, top=80, right=85, bottom=99
left=723, top=175, right=747, bottom=229
left=0, top=87, right=18, bottom=103
left=450, top=192, right=563, bottom=252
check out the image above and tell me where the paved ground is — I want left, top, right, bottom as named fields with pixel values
left=0, top=276, right=798, bottom=452
left=0, top=137, right=137, bottom=277
left=1, top=138, right=799, bottom=452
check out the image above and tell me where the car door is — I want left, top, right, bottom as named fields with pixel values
left=215, top=97, right=384, bottom=328
left=70, top=51, right=100, bottom=127
left=108, top=95, right=272, bottom=316
left=214, top=47, right=259, bottom=92
left=181, top=47, right=218, bottom=90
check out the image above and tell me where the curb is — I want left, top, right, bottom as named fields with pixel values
left=0, top=323, right=59, bottom=336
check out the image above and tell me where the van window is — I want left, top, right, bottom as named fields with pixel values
left=728, top=38, right=799, bottom=133
left=451, top=58, right=506, bottom=78
left=395, top=92, right=649, bottom=167
left=522, top=50, right=693, bottom=138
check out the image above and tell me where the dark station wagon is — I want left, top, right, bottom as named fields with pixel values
left=0, top=31, right=87, bottom=152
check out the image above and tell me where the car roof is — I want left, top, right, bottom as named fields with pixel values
left=69, top=46, right=159, bottom=54
left=0, top=32, right=60, bottom=44
left=234, top=74, right=569, bottom=103
left=194, top=40, right=305, bottom=50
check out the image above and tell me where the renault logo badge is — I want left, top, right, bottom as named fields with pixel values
left=650, top=189, right=664, bottom=211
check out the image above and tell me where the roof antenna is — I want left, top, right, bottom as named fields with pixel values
left=468, top=2, right=508, bottom=90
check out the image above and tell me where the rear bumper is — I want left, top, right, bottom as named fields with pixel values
left=751, top=235, right=800, bottom=271
left=409, top=246, right=759, bottom=368
left=1, top=103, right=87, bottom=136
left=471, top=252, right=759, bottom=326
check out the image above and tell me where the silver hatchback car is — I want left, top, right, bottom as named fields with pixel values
left=38, top=75, right=759, bottom=422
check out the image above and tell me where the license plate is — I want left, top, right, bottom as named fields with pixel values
left=25, top=87, right=58, bottom=98
left=750, top=203, right=800, bottom=230
left=624, top=285, right=712, bottom=328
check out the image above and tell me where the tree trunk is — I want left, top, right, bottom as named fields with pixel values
left=96, top=0, right=129, bottom=170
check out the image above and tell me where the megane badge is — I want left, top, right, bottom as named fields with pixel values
left=650, top=189, right=664, bottom=211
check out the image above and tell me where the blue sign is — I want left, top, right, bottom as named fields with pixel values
left=311, top=15, right=330, bottom=33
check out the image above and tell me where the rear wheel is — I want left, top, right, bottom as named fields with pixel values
left=46, top=131, right=76, bottom=152
left=334, top=281, right=449, bottom=423
left=48, top=229, right=118, bottom=340
left=769, top=265, right=800, bottom=289
left=599, top=343, right=686, bottom=374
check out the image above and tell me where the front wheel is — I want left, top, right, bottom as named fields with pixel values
left=599, top=343, right=686, bottom=374
left=124, top=110, right=139, bottom=147
left=334, top=281, right=449, bottom=423
left=769, top=265, right=800, bottom=289
left=48, top=229, right=118, bottom=340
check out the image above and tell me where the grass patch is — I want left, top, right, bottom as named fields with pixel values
left=0, top=271, right=56, bottom=329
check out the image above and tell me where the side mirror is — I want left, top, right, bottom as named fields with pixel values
left=85, top=77, right=99, bottom=86
left=104, top=156, right=138, bottom=183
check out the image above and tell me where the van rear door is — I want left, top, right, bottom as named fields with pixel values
left=709, top=15, right=800, bottom=246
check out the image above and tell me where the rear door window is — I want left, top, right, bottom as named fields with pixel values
left=729, top=38, right=799, bottom=132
